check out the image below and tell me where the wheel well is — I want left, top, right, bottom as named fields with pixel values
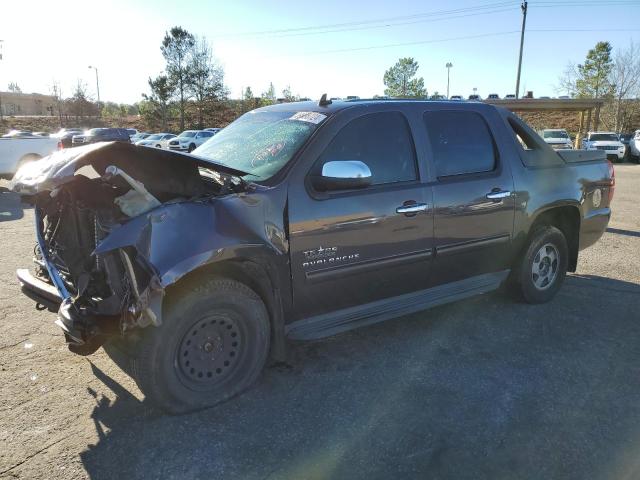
left=163, top=259, right=286, bottom=362
left=530, top=206, right=581, bottom=272
left=18, top=153, right=42, bottom=165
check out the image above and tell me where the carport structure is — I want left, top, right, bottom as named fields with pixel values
left=484, top=98, right=605, bottom=148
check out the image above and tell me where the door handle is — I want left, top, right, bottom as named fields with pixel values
left=396, top=203, right=429, bottom=214
left=486, top=190, right=511, bottom=200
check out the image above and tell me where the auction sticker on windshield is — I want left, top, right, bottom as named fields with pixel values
left=290, top=111, right=327, bottom=124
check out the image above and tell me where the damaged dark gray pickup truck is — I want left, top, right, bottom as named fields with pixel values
left=11, top=99, right=613, bottom=413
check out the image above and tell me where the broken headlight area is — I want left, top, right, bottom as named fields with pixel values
left=13, top=142, right=251, bottom=355
left=30, top=173, right=164, bottom=355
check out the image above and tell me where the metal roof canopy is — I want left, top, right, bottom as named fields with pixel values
left=484, top=98, right=605, bottom=148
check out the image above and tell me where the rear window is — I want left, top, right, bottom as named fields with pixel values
left=423, top=111, right=496, bottom=177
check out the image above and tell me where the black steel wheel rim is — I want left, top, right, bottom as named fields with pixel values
left=175, top=312, right=244, bottom=390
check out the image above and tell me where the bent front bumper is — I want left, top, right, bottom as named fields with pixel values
left=16, top=268, right=61, bottom=312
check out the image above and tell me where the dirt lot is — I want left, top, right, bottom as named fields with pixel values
left=0, top=165, right=639, bottom=480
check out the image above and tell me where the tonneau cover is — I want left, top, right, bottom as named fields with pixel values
left=557, top=150, right=607, bottom=164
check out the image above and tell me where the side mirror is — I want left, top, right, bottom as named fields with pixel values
left=312, top=160, right=372, bottom=191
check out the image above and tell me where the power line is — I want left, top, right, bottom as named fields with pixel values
left=259, top=7, right=519, bottom=39
left=215, top=0, right=639, bottom=39
left=273, top=28, right=640, bottom=57
left=214, top=1, right=520, bottom=38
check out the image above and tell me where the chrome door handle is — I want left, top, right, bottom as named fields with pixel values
left=396, top=203, right=429, bottom=214
left=486, top=190, right=511, bottom=200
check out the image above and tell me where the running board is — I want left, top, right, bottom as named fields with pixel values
left=285, top=270, right=509, bottom=340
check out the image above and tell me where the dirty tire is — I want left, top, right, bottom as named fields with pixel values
left=107, top=278, right=270, bottom=414
left=187, top=143, right=196, bottom=153
left=513, top=225, right=568, bottom=304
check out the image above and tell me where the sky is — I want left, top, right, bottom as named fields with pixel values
left=1, top=0, right=639, bottom=104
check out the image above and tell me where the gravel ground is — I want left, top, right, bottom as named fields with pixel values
left=0, top=164, right=639, bottom=480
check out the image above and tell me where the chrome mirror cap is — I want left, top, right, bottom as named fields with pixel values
left=321, top=160, right=372, bottom=180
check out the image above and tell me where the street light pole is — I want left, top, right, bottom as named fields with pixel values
left=446, top=62, right=453, bottom=99
left=515, top=1, right=528, bottom=99
left=88, top=65, right=100, bottom=104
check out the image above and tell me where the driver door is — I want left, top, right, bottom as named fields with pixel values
left=287, top=109, right=434, bottom=321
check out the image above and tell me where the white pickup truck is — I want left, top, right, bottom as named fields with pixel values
left=0, top=136, right=59, bottom=179
left=540, top=129, right=573, bottom=150
left=582, top=131, right=626, bottom=163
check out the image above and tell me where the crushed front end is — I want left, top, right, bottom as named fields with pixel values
left=11, top=141, right=249, bottom=355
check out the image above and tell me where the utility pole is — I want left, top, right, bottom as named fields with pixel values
left=446, top=62, right=453, bottom=99
left=88, top=65, right=100, bottom=104
left=515, top=1, right=528, bottom=99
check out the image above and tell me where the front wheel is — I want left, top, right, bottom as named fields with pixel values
left=187, top=143, right=196, bottom=153
left=107, top=278, right=270, bottom=414
left=513, top=225, right=568, bottom=304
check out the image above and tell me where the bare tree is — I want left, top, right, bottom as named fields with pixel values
left=609, top=40, right=640, bottom=131
left=556, top=62, right=578, bottom=97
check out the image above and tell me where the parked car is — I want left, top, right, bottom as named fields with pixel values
left=582, top=131, right=626, bottom=162
left=539, top=129, right=573, bottom=150
left=11, top=100, right=613, bottom=413
left=450, top=95, right=463, bottom=100
left=0, top=135, right=59, bottom=178
left=505, top=94, right=516, bottom=99
left=129, top=132, right=150, bottom=143
left=628, top=130, right=640, bottom=163
left=54, top=128, right=85, bottom=149
left=2, top=130, right=34, bottom=138
left=126, top=128, right=139, bottom=140
left=487, top=93, right=500, bottom=99
left=135, top=133, right=176, bottom=148
left=468, top=94, right=481, bottom=101
left=72, top=128, right=132, bottom=146
left=167, top=130, right=215, bottom=152
left=204, top=128, right=222, bottom=135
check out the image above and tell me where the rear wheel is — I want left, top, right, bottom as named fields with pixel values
left=512, top=225, right=568, bottom=304
left=104, top=278, right=270, bottom=414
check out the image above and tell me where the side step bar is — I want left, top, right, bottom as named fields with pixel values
left=286, top=270, right=510, bottom=340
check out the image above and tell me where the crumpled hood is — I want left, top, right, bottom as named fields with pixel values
left=9, top=141, right=249, bottom=196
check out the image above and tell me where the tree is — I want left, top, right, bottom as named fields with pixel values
left=66, top=80, right=97, bottom=121
left=161, top=26, right=195, bottom=131
left=608, top=40, right=640, bottom=131
left=575, top=41, right=614, bottom=99
left=557, top=63, right=578, bottom=98
left=187, top=37, right=227, bottom=128
left=240, top=86, right=257, bottom=114
left=7, top=82, right=21, bottom=93
left=142, top=74, right=173, bottom=130
left=383, top=58, right=426, bottom=97
left=260, top=82, right=276, bottom=106
left=282, top=85, right=297, bottom=102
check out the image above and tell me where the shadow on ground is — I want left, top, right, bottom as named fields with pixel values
left=0, top=187, right=25, bottom=222
left=79, top=274, right=640, bottom=480
left=607, top=227, right=640, bottom=238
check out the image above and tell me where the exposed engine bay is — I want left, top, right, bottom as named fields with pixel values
left=11, top=142, right=251, bottom=355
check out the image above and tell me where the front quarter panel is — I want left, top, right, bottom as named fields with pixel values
left=94, top=186, right=289, bottom=288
